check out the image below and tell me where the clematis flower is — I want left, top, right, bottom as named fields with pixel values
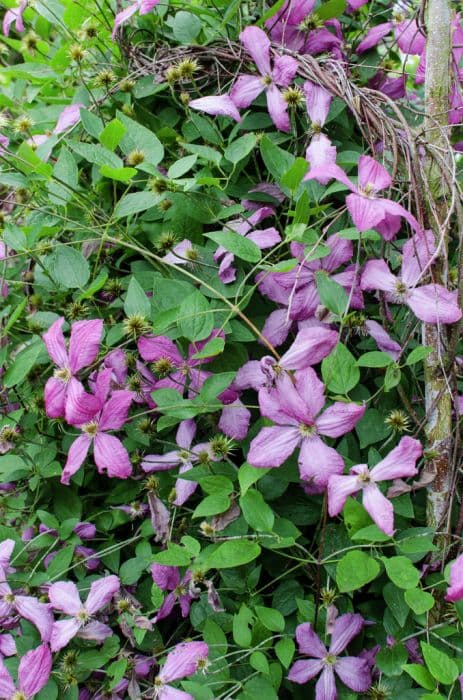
left=48, top=575, right=120, bottom=651
left=0, top=634, right=15, bottom=659
left=61, top=369, right=133, bottom=485
left=288, top=614, right=371, bottom=698
left=0, top=573, right=53, bottom=643
left=2, top=0, right=26, bottom=36
left=327, top=436, right=422, bottom=536
left=306, top=155, right=420, bottom=239
left=364, top=320, right=401, bottom=361
left=112, top=0, right=159, bottom=38
left=445, top=553, right=463, bottom=602
left=42, top=317, right=103, bottom=419
left=361, top=231, right=462, bottom=324
left=215, top=206, right=281, bottom=284
left=356, top=16, right=425, bottom=55
left=53, top=104, right=84, bottom=134
left=151, top=564, right=197, bottom=622
left=142, top=420, right=217, bottom=506
left=0, top=644, right=52, bottom=699
left=0, top=135, right=9, bottom=156
left=189, top=95, right=242, bottom=122
left=230, top=26, right=299, bottom=132
left=154, top=641, right=209, bottom=699
left=265, top=0, right=343, bottom=55
left=247, top=368, right=365, bottom=493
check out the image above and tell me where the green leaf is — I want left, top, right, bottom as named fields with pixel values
left=336, top=550, right=380, bottom=592
left=275, top=639, right=295, bottom=669
left=260, top=135, right=294, bottom=181
left=69, top=141, right=122, bottom=169
left=316, top=0, right=347, bottom=20
left=315, top=271, right=348, bottom=315
left=402, top=664, right=436, bottom=691
left=384, top=364, right=401, bottom=392
left=421, top=642, right=459, bottom=685
left=172, top=10, right=202, bottom=43
left=383, top=582, right=409, bottom=626
left=204, top=540, right=261, bottom=569
left=322, top=343, right=360, bottom=394
left=405, top=346, right=433, bottom=366
left=113, top=191, right=160, bottom=219
left=376, top=644, right=408, bottom=676
left=255, top=605, right=285, bottom=632
left=199, top=372, right=235, bottom=402
left=233, top=604, right=253, bottom=647
left=15, top=142, right=52, bottom=177
left=199, top=476, right=234, bottom=495
left=152, top=543, right=192, bottom=566
left=239, top=463, right=270, bottom=496
left=205, top=229, right=262, bottom=263
left=124, top=277, right=150, bottom=318
left=250, top=651, right=269, bottom=675
left=281, top=157, right=309, bottom=192
left=99, top=119, right=126, bottom=150
left=100, top=165, right=137, bottom=182
left=193, top=494, right=230, bottom=518
left=355, top=408, right=390, bottom=448
left=240, top=489, right=275, bottom=532
left=168, top=154, right=198, bottom=179
left=49, top=245, right=90, bottom=289
left=191, top=337, right=225, bottom=359
left=49, top=147, right=78, bottom=205
left=117, top=112, right=164, bottom=165
left=80, top=109, right=104, bottom=139
left=383, top=556, right=420, bottom=589
left=357, top=351, right=393, bottom=368
left=224, top=134, right=257, bottom=164
left=179, top=291, right=213, bottom=341
left=404, top=588, right=435, bottom=614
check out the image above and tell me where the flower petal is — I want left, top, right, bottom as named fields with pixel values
left=288, top=658, right=324, bottom=684
left=141, top=450, right=182, bottom=473
left=248, top=426, right=301, bottom=467
left=61, top=434, right=91, bottom=486
left=315, top=666, right=337, bottom=700
left=370, top=436, right=422, bottom=481
left=304, top=81, right=332, bottom=126
left=295, top=622, right=326, bottom=657
left=85, top=575, right=120, bottom=615
left=240, top=26, right=271, bottom=75
left=298, top=436, right=344, bottom=492
left=329, top=613, right=364, bottom=655
left=266, top=84, right=290, bottom=132
left=44, top=377, right=67, bottom=419
left=18, top=644, right=52, bottom=697
left=189, top=95, right=242, bottom=122
left=261, top=308, right=293, bottom=347
left=0, top=658, right=15, bottom=697
left=138, top=335, right=182, bottom=364
left=173, top=463, right=198, bottom=507
left=68, top=319, right=103, bottom=373
left=362, top=483, right=394, bottom=536
left=247, top=226, right=281, bottom=249
left=335, top=657, right=371, bottom=692
left=159, top=641, right=209, bottom=683
left=327, top=474, right=360, bottom=516
left=230, top=74, right=265, bottom=109
left=272, top=55, right=298, bottom=86
left=48, top=581, right=82, bottom=614
left=361, top=259, right=397, bottom=294
left=219, top=400, right=251, bottom=440
left=94, top=433, right=132, bottom=479
left=364, top=320, right=401, bottom=361
left=445, top=553, right=463, bottom=602
left=346, top=193, right=389, bottom=232
left=407, top=285, right=462, bottom=324
left=42, top=316, right=68, bottom=367
left=158, top=687, right=193, bottom=700
left=65, top=378, right=101, bottom=426
left=316, top=401, right=365, bottom=438
left=53, top=104, right=84, bottom=134
left=294, top=367, right=326, bottom=419
left=15, top=596, right=53, bottom=642
left=357, top=22, right=392, bottom=53
left=78, top=620, right=113, bottom=642
left=98, top=390, right=133, bottom=431
left=357, top=155, right=392, bottom=192
left=305, top=134, right=337, bottom=182
left=305, top=163, right=355, bottom=190
left=280, top=327, right=338, bottom=370
left=112, top=3, right=138, bottom=38
left=151, top=564, right=180, bottom=591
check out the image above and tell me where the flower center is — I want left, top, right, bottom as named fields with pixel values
left=299, top=423, right=317, bottom=437
left=54, top=366, right=72, bottom=382
left=82, top=421, right=98, bottom=437
left=12, top=693, right=28, bottom=700
left=261, top=75, right=273, bottom=87
left=393, top=279, right=408, bottom=301
left=358, top=471, right=371, bottom=484
left=76, top=607, right=89, bottom=622
left=4, top=593, right=15, bottom=604
left=325, top=653, right=337, bottom=666
left=175, top=584, right=187, bottom=597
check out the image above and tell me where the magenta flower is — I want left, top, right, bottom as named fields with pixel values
left=142, top=420, right=217, bottom=506
left=2, top=0, right=26, bottom=36
left=61, top=369, right=133, bottom=485
left=154, top=641, right=209, bottom=699
left=288, top=614, right=371, bottom=698
left=48, top=575, right=120, bottom=652
left=0, top=572, right=53, bottom=642
left=151, top=564, right=196, bottom=622
left=306, top=155, right=420, bottom=239
left=364, top=320, right=401, bottom=361
left=265, top=0, right=343, bottom=55
left=361, top=232, right=462, bottom=324
left=53, top=104, right=84, bottom=135
left=247, top=368, right=365, bottom=493
left=112, top=0, right=159, bottom=38
left=189, top=95, right=242, bottom=122
left=0, top=644, right=52, bottom=699
left=445, top=553, right=463, bottom=602
left=42, top=317, right=103, bottom=419
left=357, top=17, right=425, bottom=55
left=230, top=26, right=298, bottom=132
left=0, top=634, right=15, bottom=659
left=215, top=206, right=281, bottom=284
left=328, top=436, right=422, bottom=536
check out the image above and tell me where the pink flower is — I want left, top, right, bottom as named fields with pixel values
left=141, top=420, right=217, bottom=506
left=42, top=317, right=103, bottom=419
left=288, top=614, right=371, bottom=698
left=230, top=26, right=299, bottom=132
left=0, top=634, right=16, bottom=659
left=0, top=135, right=9, bottom=155
left=2, top=0, right=26, bottom=36
left=48, top=575, right=120, bottom=652
left=53, top=104, right=84, bottom=134
left=364, top=320, right=401, bottom=361
left=361, top=231, right=462, bottom=324
left=151, top=565, right=196, bottom=622
left=247, top=368, right=365, bottom=492
left=112, top=0, right=159, bottom=38
left=61, top=369, right=133, bottom=485
left=356, top=17, right=425, bottom=55
left=0, top=644, right=52, bottom=699
left=189, top=96, right=242, bottom=122
left=306, top=155, right=420, bottom=238
left=328, top=436, right=422, bottom=536
left=154, top=641, right=209, bottom=699
left=265, top=0, right=343, bottom=55
left=445, top=553, right=463, bottom=602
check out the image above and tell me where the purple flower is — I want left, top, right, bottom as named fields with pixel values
left=0, top=634, right=15, bottom=659
left=288, top=614, right=371, bottom=698
left=0, top=573, right=53, bottom=642
left=265, top=0, right=343, bottom=55
left=154, top=641, right=209, bottom=699
left=2, top=0, right=26, bottom=36
left=42, top=317, right=103, bottom=419
left=112, top=0, right=159, bottom=38
left=61, top=369, right=133, bottom=485
left=0, top=644, right=52, bottom=699
left=48, top=575, right=120, bottom=652
left=247, top=368, right=365, bottom=493
left=361, top=231, right=462, bottom=324
left=306, top=155, right=420, bottom=238
left=189, top=95, right=242, bottom=122
left=357, top=17, right=425, bottom=55
left=445, top=553, right=463, bottom=602
left=230, top=26, right=299, bottom=132
left=53, top=104, right=84, bottom=134
left=142, top=420, right=217, bottom=506
left=151, top=565, right=197, bottom=622
left=0, top=135, right=9, bottom=156
left=328, top=436, right=422, bottom=536
left=364, top=320, right=401, bottom=361
left=304, top=81, right=332, bottom=129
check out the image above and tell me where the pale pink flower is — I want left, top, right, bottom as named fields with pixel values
left=112, top=0, right=159, bottom=38
left=0, top=644, right=52, bottom=699
left=154, top=641, right=209, bottom=699
left=2, top=0, right=26, bottom=36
